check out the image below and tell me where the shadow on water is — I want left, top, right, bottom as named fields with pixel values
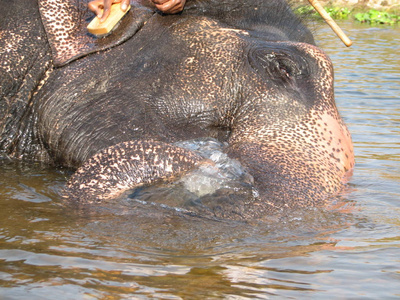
left=1, top=21, right=400, bottom=299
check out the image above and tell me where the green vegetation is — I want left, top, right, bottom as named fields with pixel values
left=325, top=7, right=352, bottom=19
left=355, top=9, right=400, bottom=25
left=295, top=5, right=319, bottom=17
left=295, top=5, right=400, bottom=25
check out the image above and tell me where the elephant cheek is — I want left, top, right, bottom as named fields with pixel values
left=314, top=111, right=355, bottom=181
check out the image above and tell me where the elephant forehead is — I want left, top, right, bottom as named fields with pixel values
left=157, top=17, right=252, bottom=97
left=171, top=17, right=250, bottom=47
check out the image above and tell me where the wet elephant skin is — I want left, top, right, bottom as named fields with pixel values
left=0, top=0, right=354, bottom=219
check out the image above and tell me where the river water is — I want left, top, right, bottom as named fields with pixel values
left=1, top=21, right=399, bottom=299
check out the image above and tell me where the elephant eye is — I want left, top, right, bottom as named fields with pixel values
left=249, top=48, right=309, bottom=82
left=262, top=53, right=301, bottom=79
left=274, top=55, right=298, bottom=79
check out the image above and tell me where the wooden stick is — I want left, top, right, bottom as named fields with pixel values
left=308, top=0, right=353, bottom=47
left=87, top=3, right=131, bottom=36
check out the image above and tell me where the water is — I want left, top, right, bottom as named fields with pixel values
left=1, top=21, right=400, bottom=298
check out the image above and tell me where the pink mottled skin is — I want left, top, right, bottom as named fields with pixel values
left=88, top=0, right=187, bottom=22
left=1, top=0, right=355, bottom=218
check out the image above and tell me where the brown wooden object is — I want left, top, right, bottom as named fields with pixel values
left=87, top=3, right=131, bottom=36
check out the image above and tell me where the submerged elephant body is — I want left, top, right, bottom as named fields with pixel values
left=0, top=0, right=354, bottom=218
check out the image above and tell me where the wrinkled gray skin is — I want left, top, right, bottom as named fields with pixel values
left=0, top=0, right=354, bottom=220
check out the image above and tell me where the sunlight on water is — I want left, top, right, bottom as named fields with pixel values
left=0, top=21, right=400, bottom=299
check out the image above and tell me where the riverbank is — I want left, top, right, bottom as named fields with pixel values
left=305, top=0, right=400, bottom=11
left=297, top=0, right=400, bottom=24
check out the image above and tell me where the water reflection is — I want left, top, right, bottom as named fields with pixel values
left=0, top=159, right=357, bottom=298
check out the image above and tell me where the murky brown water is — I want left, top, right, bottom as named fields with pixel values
left=1, top=21, right=400, bottom=299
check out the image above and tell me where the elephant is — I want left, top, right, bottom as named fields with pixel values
left=0, top=0, right=354, bottom=219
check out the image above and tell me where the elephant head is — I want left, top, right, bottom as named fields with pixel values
left=0, top=0, right=354, bottom=219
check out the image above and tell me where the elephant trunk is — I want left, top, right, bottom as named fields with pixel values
left=63, top=140, right=204, bottom=203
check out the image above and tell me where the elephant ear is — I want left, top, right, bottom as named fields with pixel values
left=38, top=0, right=153, bottom=67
